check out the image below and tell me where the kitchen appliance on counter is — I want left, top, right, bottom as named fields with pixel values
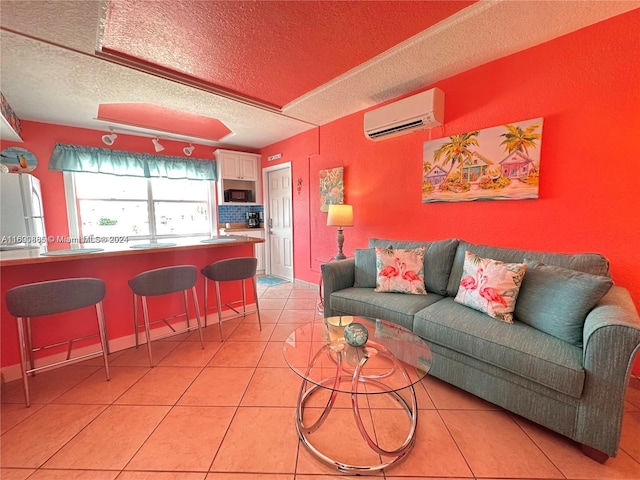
left=247, top=212, right=260, bottom=228
left=224, top=189, right=252, bottom=203
left=0, top=173, right=47, bottom=248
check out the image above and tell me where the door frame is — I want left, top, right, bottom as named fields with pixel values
left=262, top=162, right=293, bottom=280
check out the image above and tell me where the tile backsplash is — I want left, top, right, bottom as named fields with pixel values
left=218, top=205, right=264, bottom=224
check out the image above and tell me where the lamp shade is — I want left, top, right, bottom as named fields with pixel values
left=327, top=204, right=353, bottom=227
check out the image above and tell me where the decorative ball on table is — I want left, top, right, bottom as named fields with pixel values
left=343, top=322, right=369, bottom=347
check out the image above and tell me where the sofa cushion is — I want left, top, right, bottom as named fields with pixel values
left=414, top=297, right=585, bottom=398
left=354, top=248, right=377, bottom=288
left=446, top=240, right=610, bottom=297
left=375, top=247, right=427, bottom=295
left=369, top=238, right=459, bottom=295
left=454, top=251, right=527, bottom=323
left=330, top=287, right=443, bottom=331
left=514, top=260, right=614, bottom=346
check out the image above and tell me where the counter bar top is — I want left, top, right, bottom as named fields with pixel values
left=0, top=235, right=263, bottom=267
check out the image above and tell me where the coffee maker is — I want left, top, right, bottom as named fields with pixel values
left=246, top=212, right=260, bottom=228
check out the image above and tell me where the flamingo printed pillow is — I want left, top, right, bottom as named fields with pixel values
left=374, top=247, right=427, bottom=295
left=454, top=251, right=527, bottom=323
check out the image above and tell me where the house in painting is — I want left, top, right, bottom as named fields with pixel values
left=499, top=151, right=537, bottom=178
left=461, top=152, right=493, bottom=184
left=424, top=165, right=448, bottom=187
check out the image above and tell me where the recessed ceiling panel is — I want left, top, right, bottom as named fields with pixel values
left=97, top=103, right=232, bottom=141
left=100, top=0, right=475, bottom=109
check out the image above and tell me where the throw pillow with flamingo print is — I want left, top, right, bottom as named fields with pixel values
left=454, top=251, right=527, bottom=323
left=374, top=247, right=427, bottom=295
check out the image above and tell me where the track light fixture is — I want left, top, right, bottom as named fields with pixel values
left=152, top=137, right=165, bottom=153
left=101, top=129, right=117, bottom=146
left=183, top=143, right=195, bottom=156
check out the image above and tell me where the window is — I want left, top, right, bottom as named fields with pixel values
left=66, top=172, right=215, bottom=242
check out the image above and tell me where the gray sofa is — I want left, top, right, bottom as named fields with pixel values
left=321, top=238, right=640, bottom=460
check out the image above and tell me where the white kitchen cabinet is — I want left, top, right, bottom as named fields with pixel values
left=215, top=149, right=261, bottom=204
left=217, top=150, right=259, bottom=181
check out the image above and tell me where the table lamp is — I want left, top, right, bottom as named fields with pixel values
left=327, top=204, right=353, bottom=260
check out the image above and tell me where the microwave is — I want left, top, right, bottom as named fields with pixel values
left=224, top=189, right=252, bottom=202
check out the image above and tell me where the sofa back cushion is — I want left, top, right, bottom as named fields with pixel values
left=514, top=260, right=613, bottom=346
left=369, top=238, right=459, bottom=295
left=446, top=241, right=610, bottom=297
left=354, top=248, right=377, bottom=287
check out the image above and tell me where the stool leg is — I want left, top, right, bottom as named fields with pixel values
left=133, top=294, right=140, bottom=349
left=101, top=310, right=111, bottom=355
left=95, top=301, right=110, bottom=381
left=16, top=317, right=31, bottom=407
left=25, top=317, right=35, bottom=377
left=215, top=281, right=224, bottom=341
left=241, top=280, right=247, bottom=316
left=203, top=279, right=209, bottom=328
left=190, top=286, right=204, bottom=349
left=252, top=276, right=263, bottom=332
left=182, top=290, right=191, bottom=329
left=141, top=296, right=154, bottom=367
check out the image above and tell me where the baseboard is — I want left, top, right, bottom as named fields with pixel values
left=293, top=278, right=319, bottom=289
left=1, top=306, right=253, bottom=384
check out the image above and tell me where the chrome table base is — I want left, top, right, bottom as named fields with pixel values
left=295, top=342, right=418, bottom=473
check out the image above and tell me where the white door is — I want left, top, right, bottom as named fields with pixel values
left=267, top=166, right=293, bottom=280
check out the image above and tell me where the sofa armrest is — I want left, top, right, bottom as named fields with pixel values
left=321, top=259, right=356, bottom=317
left=577, top=286, right=640, bottom=455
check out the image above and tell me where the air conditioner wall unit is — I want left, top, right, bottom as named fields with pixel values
left=364, top=87, right=444, bottom=141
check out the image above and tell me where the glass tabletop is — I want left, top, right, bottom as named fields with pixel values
left=283, top=316, right=432, bottom=395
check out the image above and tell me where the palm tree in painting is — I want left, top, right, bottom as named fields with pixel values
left=433, top=131, right=480, bottom=179
left=499, top=123, right=541, bottom=157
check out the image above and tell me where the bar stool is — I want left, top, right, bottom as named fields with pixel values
left=201, top=257, right=262, bottom=341
left=128, top=265, right=204, bottom=366
left=5, top=277, right=110, bottom=407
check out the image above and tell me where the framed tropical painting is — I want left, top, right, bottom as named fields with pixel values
left=422, top=118, right=543, bottom=203
left=319, top=167, right=344, bottom=212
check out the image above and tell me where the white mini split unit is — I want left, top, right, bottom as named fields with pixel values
left=364, top=87, right=444, bottom=141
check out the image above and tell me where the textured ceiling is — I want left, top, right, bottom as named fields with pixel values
left=1, top=0, right=638, bottom=150
left=100, top=0, right=473, bottom=109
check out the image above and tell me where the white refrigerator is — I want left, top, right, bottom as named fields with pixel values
left=0, top=173, right=47, bottom=247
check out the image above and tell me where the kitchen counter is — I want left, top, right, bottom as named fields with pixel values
left=0, top=235, right=263, bottom=377
left=220, top=222, right=265, bottom=232
left=0, top=235, right=264, bottom=267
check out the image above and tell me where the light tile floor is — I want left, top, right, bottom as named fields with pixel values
left=2, top=281, right=640, bottom=480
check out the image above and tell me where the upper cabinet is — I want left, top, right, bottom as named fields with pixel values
left=215, top=149, right=261, bottom=204
left=219, top=151, right=259, bottom=181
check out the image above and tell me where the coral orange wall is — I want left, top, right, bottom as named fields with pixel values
left=261, top=11, right=640, bottom=372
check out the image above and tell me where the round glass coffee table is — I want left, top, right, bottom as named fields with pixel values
left=283, top=315, right=432, bottom=473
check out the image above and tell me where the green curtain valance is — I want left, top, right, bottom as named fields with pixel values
left=49, top=143, right=217, bottom=181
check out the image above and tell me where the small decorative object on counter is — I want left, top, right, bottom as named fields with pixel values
left=343, top=322, right=368, bottom=347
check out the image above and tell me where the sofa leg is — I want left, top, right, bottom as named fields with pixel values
left=581, top=444, right=609, bottom=463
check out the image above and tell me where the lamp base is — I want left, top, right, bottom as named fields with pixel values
left=334, top=227, right=346, bottom=260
